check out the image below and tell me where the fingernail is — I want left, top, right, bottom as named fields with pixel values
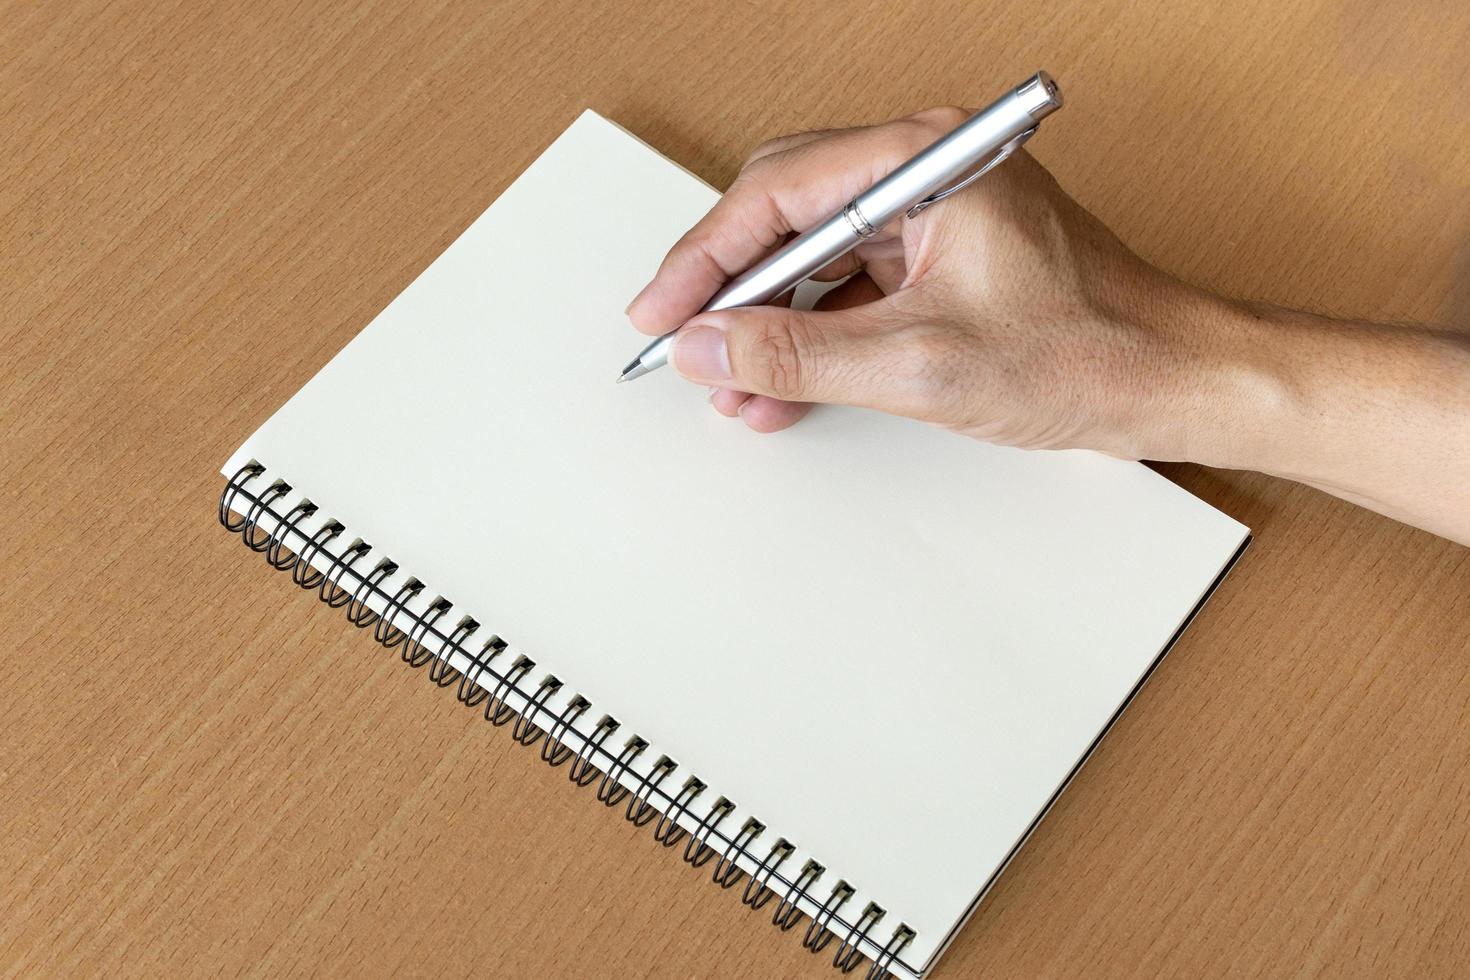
left=672, top=324, right=731, bottom=382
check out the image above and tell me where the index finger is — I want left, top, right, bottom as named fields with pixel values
left=625, top=111, right=958, bottom=336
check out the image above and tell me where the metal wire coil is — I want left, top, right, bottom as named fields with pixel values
left=219, top=464, right=911, bottom=978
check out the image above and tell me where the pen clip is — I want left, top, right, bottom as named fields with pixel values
left=905, top=126, right=1037, bottom=219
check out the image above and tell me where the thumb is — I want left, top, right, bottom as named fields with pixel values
left=669, top=303, right=889, bottom=405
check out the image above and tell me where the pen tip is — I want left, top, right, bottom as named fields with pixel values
left=618, top=358, right=651, bottom=384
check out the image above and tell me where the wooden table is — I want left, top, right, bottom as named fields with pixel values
left=4, top=1, right=1468, bottom=976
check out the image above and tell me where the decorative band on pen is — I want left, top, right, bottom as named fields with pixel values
left=841, top=200, right=878, bottom=240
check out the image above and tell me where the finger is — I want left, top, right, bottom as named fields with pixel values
left=626, top=115, right=952, bottom=336
left=737, top=396, right=813, bottom=433
left=808, top=251, right=865, bottom=283
left=742, top=128, right=847, bottom=167
left=812, top=271, right=885, bottom=311
left=809, top=237, right=910, bottom=285
left=670, top=301, right=899, bottom=405
left=705, top=276, right=878, bottom=423
left=710, top=387, right=752, bottom=417
left=724, top=275, right=884, bottom=431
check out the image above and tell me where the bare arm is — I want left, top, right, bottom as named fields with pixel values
left=1172, top=297, right=1470, bottom=543
left=626, top=108, right=1470, bottom=545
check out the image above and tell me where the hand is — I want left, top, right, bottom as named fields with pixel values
left=625, top=107, right=1215, bottom=458
left=626, top=108, right=1470, bottom=545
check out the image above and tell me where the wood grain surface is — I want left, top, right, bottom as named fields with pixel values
left=3, top=1, right=1468, bottom=977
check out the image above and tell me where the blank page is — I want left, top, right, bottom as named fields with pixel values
left=225, top=111, right=1248, bottom=975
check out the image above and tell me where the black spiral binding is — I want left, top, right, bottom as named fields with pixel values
left=221, top=462, right=915, bottom=978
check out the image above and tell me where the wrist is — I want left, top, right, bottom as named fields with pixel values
left=1160, top=289, right=1310, bottom=472
left=1086, top=278, right=1296, bottom=468
left=1093, top=278, right=1325, bottom=471
left=1089, top=269, right=1470, bottom=544
left=1127, top=287, right=1470, bottom=495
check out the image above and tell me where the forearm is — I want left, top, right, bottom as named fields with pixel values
left=1152, top=288, right=1470, bottom=545
left=628, top=112, right=1469, bottom=546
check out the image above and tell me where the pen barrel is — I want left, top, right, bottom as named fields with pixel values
left=628, top=72, right=1061, bottom=376
left=700, top=72, right=1061, bottom=315
left=853, top=71, right=1060, bottom=228
left=703, top=217, right=859, bottom=313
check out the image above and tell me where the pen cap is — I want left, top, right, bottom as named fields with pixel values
left=1015, top=70, right=1063, bottom=121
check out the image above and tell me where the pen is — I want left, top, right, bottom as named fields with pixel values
left=617, top=70, right=1063, bottom=383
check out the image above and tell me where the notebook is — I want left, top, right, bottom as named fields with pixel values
left=218, top=110, right=1249, bottom=979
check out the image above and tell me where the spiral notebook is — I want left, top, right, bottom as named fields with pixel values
left=218, top=110, right=1249, bottom=979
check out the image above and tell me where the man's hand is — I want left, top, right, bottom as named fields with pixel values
left=625, top=109, right=1470, bottom=544
left=626, top=107, right=1214, bottom=455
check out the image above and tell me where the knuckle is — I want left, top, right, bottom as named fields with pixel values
left=738, top=152, right=776, bottom=180
left=743, top=135, right=794, bottom=168
left=910, top=104, right=969, bottom=134
left=875, top=107, right=968, bottom=168
left=877, top=124, right=926, bottom=160
left=678, top=232, right=725, bottom=280
left=727, top=166, right=775, bottom=209
left=746, top=314, right=811, bottom=399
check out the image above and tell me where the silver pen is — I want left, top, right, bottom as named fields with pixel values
left=617, top=70, right=1063, bottom=383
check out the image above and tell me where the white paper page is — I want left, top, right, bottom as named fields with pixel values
left=224, top=111, right=1247, bottom=974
